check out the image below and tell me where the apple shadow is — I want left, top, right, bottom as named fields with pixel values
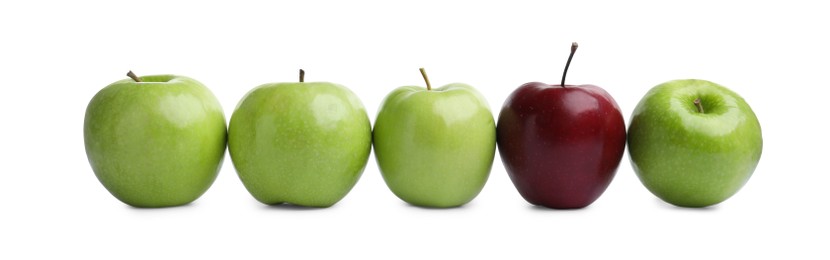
left=654, top=198, right=720, bottom=211
left=126, top=202, right=196, bottom=210
left=528, top=204, right=592, bottom=212
left=262, top=203, right=331, bottom=211
left=404, top=202, right=468, bottom=210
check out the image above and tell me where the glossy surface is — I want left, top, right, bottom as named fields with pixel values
left=628, top=79, right=762, bottom=207
left=84, top=75, right=227, bottom=207
left=373, top=84, right=496, bottom=208
left=228, top=82, right=371, bottom=207
left=497, top=82, right=626, bottom=209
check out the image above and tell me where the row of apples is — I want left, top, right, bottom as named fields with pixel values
left=83, top=43, right=763, bottom=209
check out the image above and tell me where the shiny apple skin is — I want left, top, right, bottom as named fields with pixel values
left=496, top=82, right=626, bottom=209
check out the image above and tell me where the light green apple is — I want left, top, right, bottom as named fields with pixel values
left=628, top=79, right=762, bottom=207
left=373, top=68, right=496, bottom=208
left=84, top=72, right=227, bottom=208
left=228, top=70, right=371, bottom=207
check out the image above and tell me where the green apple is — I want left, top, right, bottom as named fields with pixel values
left=228, top=70, right=371, bottom=207
left=373, top=68, right=496, bottom=208
left=84, top=71, right=227, bottom=208
left=628, top=79, right=763, bottom=207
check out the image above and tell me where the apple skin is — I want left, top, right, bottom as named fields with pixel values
left=628, top=79, right=762, bottom=207
left=373, top=84, right=496, bottom=208
left=84, top=75, right=227, bottom=208
left=497, top=82, right=626, bottom=209
left=228, top=82, right=371, bottom=207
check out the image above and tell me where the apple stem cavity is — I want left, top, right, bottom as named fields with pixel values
left=126, top=71, right=141, bottom=82
left=299, top=69, right=305, bottom=83
left=419, top=67, right=432, bottom=91
left=560, top=42, right=578, bottom=87
left=694, top=98, right=705, bottom=113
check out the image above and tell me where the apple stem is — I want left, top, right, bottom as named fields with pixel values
left=419, top=67, right=432, bottom=91
left=299, top=69, right=305, bottom=83
left=126, top=71, right=141, bottom=82
left=560, top=42, right=578, bottom=87
left=694, top=98, right=705, bottom=113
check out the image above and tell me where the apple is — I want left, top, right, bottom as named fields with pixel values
left=84, top=71, right=227, bottom=208
left=373, top=68, right=496, bottom=208
left=497, top=43, right=627, bottom=209
left=228, top=69, right=371, bottom=207
left=628, top=79, right=762, bottom=207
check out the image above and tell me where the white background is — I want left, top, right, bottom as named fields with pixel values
left=1, top=0, right=827, bottom=259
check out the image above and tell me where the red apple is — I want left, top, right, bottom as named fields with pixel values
left=496, top=43, right=626, bottom=209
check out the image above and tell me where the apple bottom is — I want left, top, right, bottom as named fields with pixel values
left=504, top=154, right=619, bottom=209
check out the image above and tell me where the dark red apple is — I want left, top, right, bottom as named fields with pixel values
left=496, top=43, right=626, bottom=209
